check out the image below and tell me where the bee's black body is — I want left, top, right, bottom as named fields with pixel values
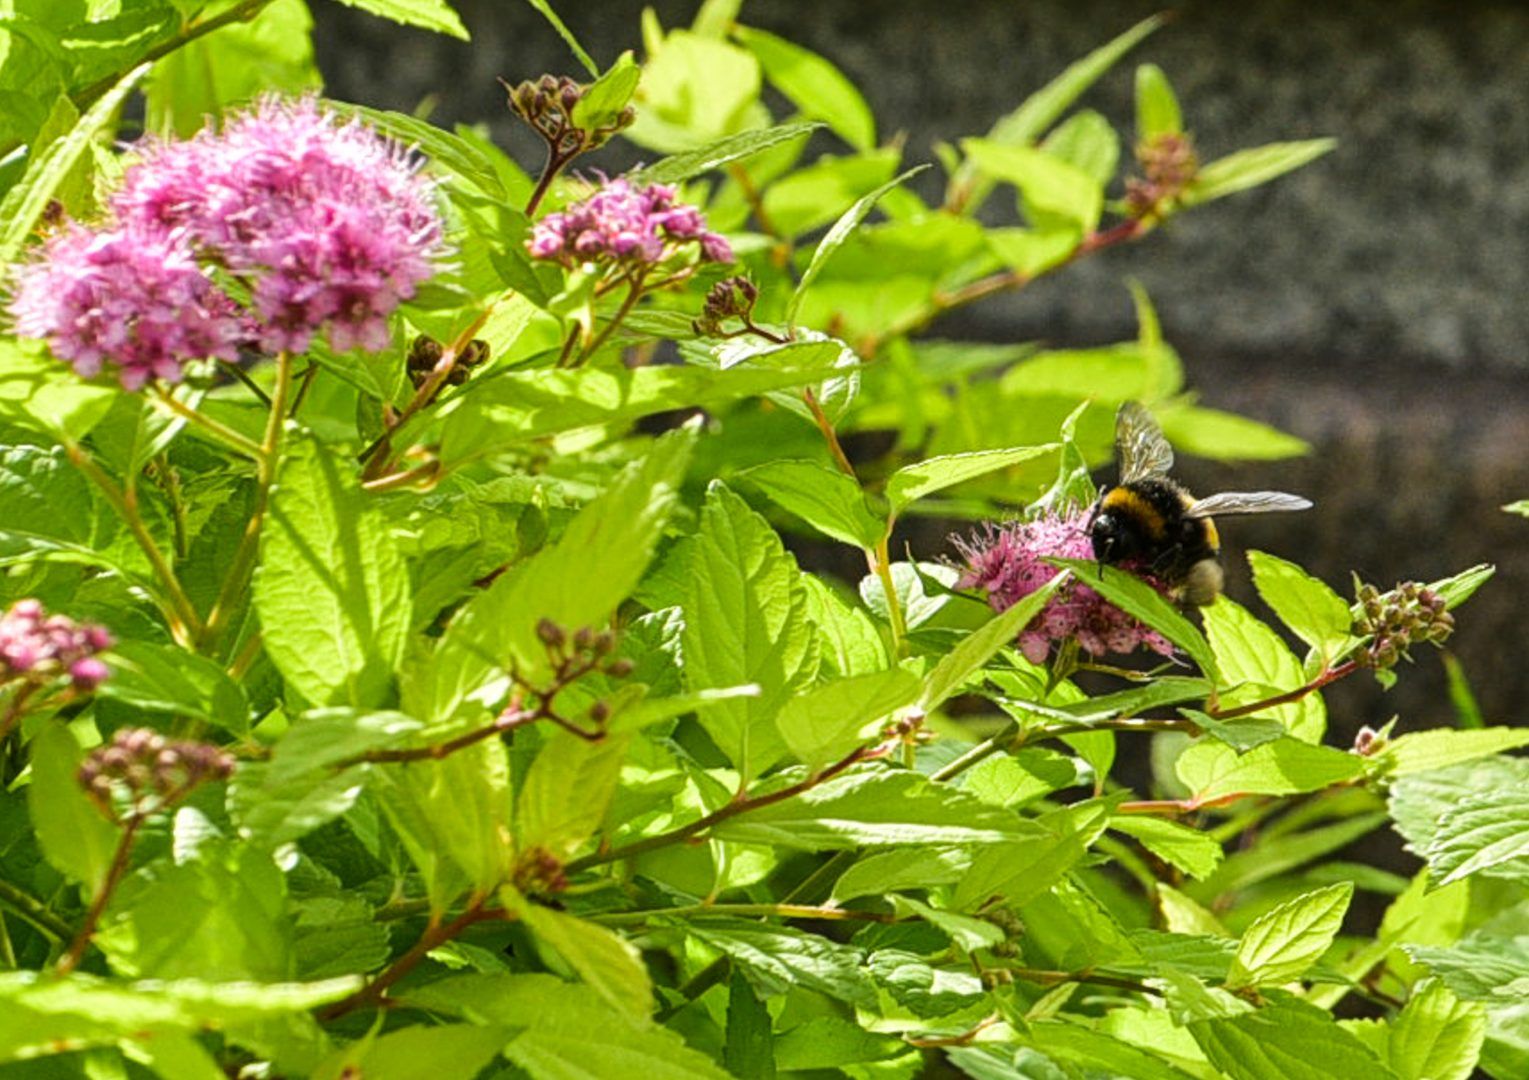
left=1089, top=403, right=1309, bottom=606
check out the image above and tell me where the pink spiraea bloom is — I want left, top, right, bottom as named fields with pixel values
left=956, top=511, right=1175, bottom=665
left=8, top=223, right=246, bottom=390
left=0, top=600, right=113, bottom=691
left=528, top=176, right=733, bottom=270
left=114, top=96, right=446, bottom=354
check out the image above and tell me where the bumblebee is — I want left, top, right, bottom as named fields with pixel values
left=1089, top=402, right=1312, bottom=606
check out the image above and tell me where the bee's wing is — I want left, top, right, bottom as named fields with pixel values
left=1115, top=401, right=1174, bottom=483
left=1186, top=491, right=1313, bottom=518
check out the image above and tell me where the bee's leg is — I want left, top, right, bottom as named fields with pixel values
left=1150, top=544, right=1183, bottom=577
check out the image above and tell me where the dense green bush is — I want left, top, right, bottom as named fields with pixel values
left=0, top=2, right=1522, bottom=1078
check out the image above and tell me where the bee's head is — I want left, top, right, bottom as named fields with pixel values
left=1089, top=506, right=1121, bottom=564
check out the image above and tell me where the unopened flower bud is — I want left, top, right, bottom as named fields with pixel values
left=605, top=657, right=635, bottom=678
left=588, top=700, right=610, bottom=725
left=536, top=618, right=565, bottom=648
left=573, top=627, right=594, bottom=651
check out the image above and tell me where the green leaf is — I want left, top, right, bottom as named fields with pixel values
left=1201, top=595, right=1324, bottom=741
left=313, top=1025, right=513, bottom=1080
left=329, top=0, right=469, bottom=40
left=333, top=104, right=506, bottom=200
left=1428, top=563, right=1495, bottom=610
left=411, top=425, right=694, bottom=724
left=1418, top=787, right=1529, bottom=886
left=1226, top=882, right=1353, bottom=989
left=1042, top=110, right=1119, bottom=187
left=253, top=431, right=412, bottom=709
left=684, top=482, right=819, bottom=779
left=1247, top=550, right=1355, bottom=664
left=788, top=164, right=929, bottom=325
left=0, top=972, right=359, bottom=1065
left=885, top=444, right=1057, bottom=517
left=1404, top=937, right=1529, bottom=1003
left=687, top=920, right=875, bottom=1006
left=97, top=641, right=248, bottom=734
left=1110, top=815, right=1224, bottom=881
left=1373, top=727, right=1529, bottom=778
left=27, top=723, right=119, bottom=893
left=633, top=120, right=823, bottom=184
left=405, top=974, right=731, bottom=1079
left=144, top=0, right=319, bottom=138
left=865, top=950, right=983, bottom=1018
left=1182, top=138, right=1337, bottom=207
left=713, top=767, right=1021, bottom=850
left=1135, top=63, right=1182, bottom=138
left=0, top=63, right=149, bottom=271
left=1048, top=559, right=1218, bottom=677
left=802, top=575, right=888, bottom=677
left=831, top=847, right=972, bottom=902
left=1175, top=736, right=1364, bottom=804
left=372, top=739, right=513, bottom=912
left=951, top=801, right=1106, bottom=911
left=774, top=1015, right=907, bottom=1070
left=774, top=667, right=919, bottom=772
left=1157, top=405, right=1310, bottom=461
left=1504, top=500, right=1529, bottom=517
left=735, top=25, right=875, bottom=150
left=919, top=576, right=1063, bottom=711
left=517, top=730, right=632, bottom=859
left=860, top=560, right=958, bottom=630
left=0, top=339, right=117, bottom=444
left=1022, top=1020, right=1202, bottom=1080
left=962, top=139, right=1102, bottom=232
left=724, top=969, right=776, bottom=1079
left=985, top=226, right=1080, bottom=276
left=1388, top=979, right=1486, bottom=1080
left=1388, top=758, right=1527, bottom=871
left=985, top=16, right=1163, bottom=149
left=1185, top=709, right=1288, bottom=753
left=571, top=50, right=639, bottom=130
left=512, top=895, right=653, bottom=1018
left=1190, top=996, right=1398, bottom=1080
left=737, top=459, right=884, bottom=548
left=438, top=354, right=845, bottom=467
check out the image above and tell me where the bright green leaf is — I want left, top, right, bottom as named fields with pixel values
left=1182, top=138, right=1336, bottom=207
left=737, top=459, right=884, bottom=548
left=1226, top=882, right=1353, bottom=989
left=735, top=25, right=875, bottom=150
left=886, top=444, right=1056, bottom=517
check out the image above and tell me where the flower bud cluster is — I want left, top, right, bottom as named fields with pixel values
left=527, top=176, right=733, bottom=270
left=956, top=513, right=1175, bottom=664
left=405, top=334, right=490, bottom=390
left=530, top=618, right=637, bottom=737
left=512, top=845, right=569, bottom=896
left=692, top=275, right=761, bottom=337
left=505, top=74, right=635, bottom=156
left=1125, top=132, right=1199, bottom=218
left=1351, top=581, right=1454, bottom=670
left=0, top=600, right=112, bottom=691
left=78, top=727, right=235, bottom=822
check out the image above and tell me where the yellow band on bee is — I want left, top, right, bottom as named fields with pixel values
left=1101, top=487, right=1167, bottom=539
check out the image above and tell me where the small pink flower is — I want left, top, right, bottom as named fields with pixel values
left=528, top=175, right=732, bottom=270
left=8, top=224, right=245, bottom=390
left=0, top=600, right=112, bottom=690
left=956, top=512, right=1175, bottom=664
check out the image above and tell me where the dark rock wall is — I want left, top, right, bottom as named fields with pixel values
left=312, top=0, right=1529, bottom=733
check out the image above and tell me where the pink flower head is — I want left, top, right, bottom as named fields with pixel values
left=114, top=96, right=446, bottom=354
left=527, top=175, right=732, bottom=270
left=956, top=511, right=1175, bottom=664
left=0, top=600, right=113, bottom=691
left=8, top=224, right=245, bottom=390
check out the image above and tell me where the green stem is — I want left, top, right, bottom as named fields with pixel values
left=871, top=539, right=908, bottom=659
left=151, top=387, right=264, bottom=460
left=570, top=273, right=646, bottom=368
left=201, top=351, right=293, bottom=651
left=591, top=903, right=896, bottom=927
left=0, top=877, right=70, bottom=942
left=66, top=444, right=202, bottom=646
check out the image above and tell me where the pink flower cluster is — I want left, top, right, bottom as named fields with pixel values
left=7, top=97, right=446, bottom=388
left=0, top=600, right=112, bottom=691
left=528, top=177, right=732, bottom=269
left=956, top=512, right=1175, bottom=664
left=9, top=225, right=246, bottom=390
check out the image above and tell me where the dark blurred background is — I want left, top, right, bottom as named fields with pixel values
left=310, top=0, right=1529, bottom=740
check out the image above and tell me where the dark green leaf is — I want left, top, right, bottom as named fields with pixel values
left=724, top=968, right=776, bottom=1079
left=687, top=920, right=875, bottom=1006
left=97, top=641, right=248, bottom=734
